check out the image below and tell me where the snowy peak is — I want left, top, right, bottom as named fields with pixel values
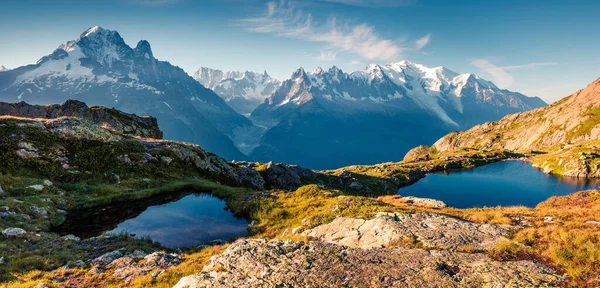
left=192, top=67, right=281, bottom=114
left=257, top=60, right=546, bottom=127
left=0, top=66, right=8, bottom=72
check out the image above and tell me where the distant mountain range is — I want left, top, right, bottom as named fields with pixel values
left=0, top=66, right=8, bottom=72
left=0, top=26, right=546, bottom=169
left=193, top=67, right=281, bottom=115
left=248, top=61, right=546, bottom=168
left=0, top=26, right=253, bottom=160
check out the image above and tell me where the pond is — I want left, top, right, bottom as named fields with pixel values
left=52, top=192, right=249, bottom=248
left=397, top=160, right=600, bottom=208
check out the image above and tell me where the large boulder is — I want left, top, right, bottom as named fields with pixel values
left=303, top=212, right=512, bottom=250
left=174, top=239, right=562, bottom=288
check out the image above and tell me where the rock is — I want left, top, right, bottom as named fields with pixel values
left=56, top=209, right=67, bottom=214
left=33, top=283, right=48, bottom=288
left=63, top=234, right=80, bottom=241
left=142, top=178, right=151, bottom=183
left=88, top=267, right=103, bottom=275
left=174, top=239, right=562, bottom=288
left=42, top=180, right=53, bottom=187
left=0, top=186, right=4, bottom=194
left=27, top=185, right=44, bottom=191
left=72, top=260, right=86, bottom=267
left=130, top=249, right=147, bottom=259
left=111, top=252, right=182, bottom=283
left=0, top=206, right=16, bottom=218
left=30, top=206, right=48, bottom=215
left=160, top=156, right=173, bottom=165
left=401, top=196, right=448, bottom=208
left=2, top=227, right=27, bottom=238
left=585, top=220, right=600, bottom=225
left=93, top=248, right=126, bottom=266
left=0, top=257, right=5, bottom=265
left=403, top=145, right=437, bottom=162
left=348, top=180, right=363, bottom=190
left=303, top=212, right=513, bottom=250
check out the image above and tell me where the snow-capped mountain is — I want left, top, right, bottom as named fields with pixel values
left=193, top=67, right=280, bottom=115
left=0, top=26, right=253, bottom=159
left=250, top=61, right=546, bottom=169
left=0, top=66, right=8, bottom=72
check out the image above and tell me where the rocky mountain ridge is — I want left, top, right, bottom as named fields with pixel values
left=0, top=26, right=253, bottom=160
left=193, top=67, right=281, bottom=114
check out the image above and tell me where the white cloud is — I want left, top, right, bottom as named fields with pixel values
left=237, top=1, right=428, bottom=61
left=348, top=59, right=362, bottom=65
left=415, top=33, right=431, bottom=50
left=315, top=51, right=337, bottom=61
left=322, top=0, right=417, bottom=7
left=502, top=62, right=558, bottom=70
left=471, top=59, right=558, bottom=88
left=471, top=59, right=514, bottom=87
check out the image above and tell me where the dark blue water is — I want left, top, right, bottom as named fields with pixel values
left=397, top=160, right=600, bottom=208
left=108, top=194, right=249, bottom=248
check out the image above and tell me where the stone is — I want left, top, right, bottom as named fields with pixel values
left=174, top=239, right=562, bottom=288
left=142, top=178, right=151, bottom=183
left=0, top=257, right=5, bottom=265
left=401, top=196, right=448, bottom=208
left=303, top=212, right=513, bottom=250
left=88, top=267, right=103, bottom=275
left=585, top=220, right=600, bottom=225
left=27, top=185, right=44, bottom=191
left=56, top=209, right=67, bottom=214
left=0, top=186, right=4, bottom=194
left=42, top=179, right=53, bottom=187
left=93, top=248, right=126, bottom=266
left=63, top=234, right=80, bottom=241
left=30, top=206, right=47, bottom=215
left=110, top=252, right=182, bottom=283
left=160, top=156, right=173, bottom=165
left=33, top=283, right=48, bottom=288
left=348, top=180, right=363, bottom=190
left=130, top=249, right=147, bottom=259
left=2, top=227, right=27, bottom=238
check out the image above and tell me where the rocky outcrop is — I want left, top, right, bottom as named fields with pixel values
left=0, top=100, right=162, bottom=139
left=174, top=239, right=562, bottom=288
left=303, top=212, right=512, bottom=250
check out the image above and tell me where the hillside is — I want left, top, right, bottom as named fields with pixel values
left=434, top=78, right=600, bottom=152
left=4, top=101, right=598, bottom=287
left=427, top=77, right=600, bottom=178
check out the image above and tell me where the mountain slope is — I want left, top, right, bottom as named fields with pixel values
left=0, top=26, right=251, bottom=159
left=250, top=62, right=545, bottom=169
left=193, top=67, right=280, bottom=115
left=433, top=78, right=600, bottom=152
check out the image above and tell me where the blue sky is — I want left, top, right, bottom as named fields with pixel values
left=1, top=0, right=599, bottom=102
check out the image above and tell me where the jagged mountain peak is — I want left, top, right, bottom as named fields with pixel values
left=192, top=67, right=281, bottom=114
left=0, top=66, right=8, bottom=72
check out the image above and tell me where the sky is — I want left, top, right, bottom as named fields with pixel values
left=1, top=0, right=600, bottom=103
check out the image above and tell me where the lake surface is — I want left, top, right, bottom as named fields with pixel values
left=53, top=192, right=249, bottom=248
left=398, top=160, right=600, bottom=208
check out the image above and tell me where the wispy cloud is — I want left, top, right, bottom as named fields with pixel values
left=322, top=0, right=417, bottom=7
left=471, top=59, right=558, bottom=88
left=502, top=62, right=558, bottom=70
left=348, top=59, right=363, bottom=66
left=315, top=51, right=337, bottom=61
left=236, top=1, right=429, bottom=61
left=415, top=33, right=431, bottom=50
